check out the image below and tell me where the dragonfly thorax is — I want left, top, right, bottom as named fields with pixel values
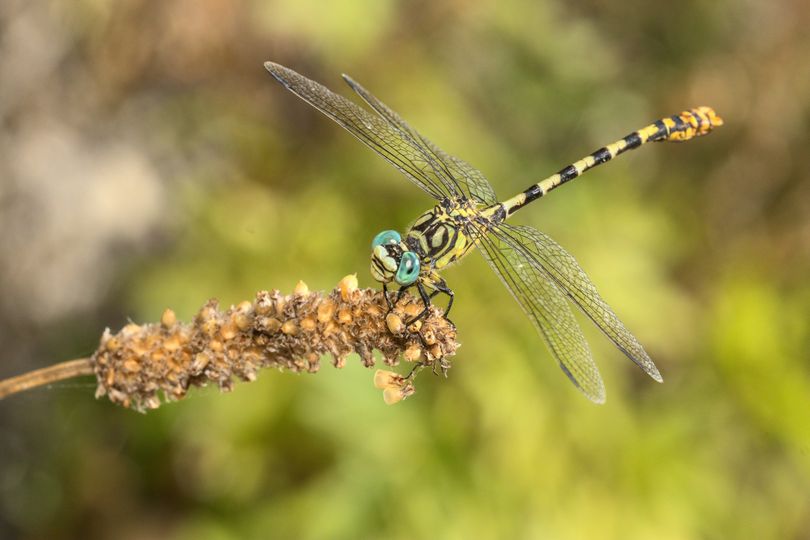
left=405, top=204, right=477, bottom=272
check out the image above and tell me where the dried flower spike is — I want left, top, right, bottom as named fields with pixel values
left=0, top=275, right=458, bottom=411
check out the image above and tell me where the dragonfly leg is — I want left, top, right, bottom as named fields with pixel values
left=426, top=278, right=455, bottom=322
left=430, top=283, right=455, bottom=318
left=404, top=361, right=426, bottom=381
left=396, top=286, right=408, bottom=304
left=403, top=282, right=432, bottom=325
left=382, top=282, right=394, bottom=310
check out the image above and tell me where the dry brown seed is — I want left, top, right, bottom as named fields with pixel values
left=339, top=274, right=358, bottom=301
left=254, top=295, right=272, bottom=315
left=374, top=369, right=401, bottom=389
left=209, top=340, right=223, bottom=352
left=334, top=354, right=347, bottom=368
left=201, top=320, right=218, bottom=337
left=105, top=337, right=121, bottom=352
left=131, top=342, right=148, bottom=357
left=233, top=313, right=252, bottom=331
left=263, top=317, right=282, bottom=333
left=281, top=321, right=298, bottom=335
left=192, top=353, right=210, bottom=371
left=403, top=303, right=421, bottom=317
left=337, top=308, right=352, bottom=324
left=237, top=300, right=253, bottom=313
left=294, top=280, right=310, bottom=295
left=323, top=321, right=338, bottom=336
left=122, top=323, right=141, bottom=336
left=220, top=322, right=238, bottom=340
left=383, top=387, right=404, bottom=405
left=404, top=344, right=422, bottom=362
left=275, top=298, right=287, bottom=317
left=429, top=344, right=442, bottom=359
left=317, top=299, right=335, bottom=322
left=163, top=335, right=181, bottom=351
left=198, top=307, right=217, bottom=322
left=161, top=309, right=177, bottom=328
left=145, top=396, right=161, bottom=410
left=422, top=329, right=437, bottom=346
left=407, top=320, right=422, bottom=333
left=123, top=359, right=141, bottom=373
left=386, top=313, right=405, bottom=334
left=300, top=317, right=317, bottom=331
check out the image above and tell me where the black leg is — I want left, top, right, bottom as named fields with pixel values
left=428, top=281, right=455, bottom=318
left=404, top=362, right=426, bottom=381
left=396, top=286, right=407, bottom=304
left=441, top=286, right=455, bottom=317
left=404, top=282, right=432, bottom=325
left=382, top=282, right=393, bottom=310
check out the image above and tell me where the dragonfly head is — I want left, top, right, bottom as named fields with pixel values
left=370, top=230, right=420, bottom=286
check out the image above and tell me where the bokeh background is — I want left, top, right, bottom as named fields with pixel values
left=2, top=0, right=809, bottom=538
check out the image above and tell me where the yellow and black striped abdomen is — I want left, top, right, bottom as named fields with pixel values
left=501, top=106, right=723, bottom=216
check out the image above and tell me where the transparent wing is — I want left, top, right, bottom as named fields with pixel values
left=342, top=74, right=499, bottom=206
left=471, top=224, right=606, bottom=402
left=265, top=62, right=453, bottom=202
left=495, top=223, right=663, bottom=382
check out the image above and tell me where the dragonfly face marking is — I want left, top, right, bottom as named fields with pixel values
left=370, top=229, right=421, bottom=286
left=265, top=61, right=722, bottom=402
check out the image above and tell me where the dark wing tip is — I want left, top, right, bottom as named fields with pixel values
left=263, top=61, right=288, bottom=84
left=559, top=361, right=606, bottom=404
left=341, top=73, right=361, bottom=92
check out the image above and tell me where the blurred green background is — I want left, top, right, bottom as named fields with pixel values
left=1, top=0, right=809, bottom=538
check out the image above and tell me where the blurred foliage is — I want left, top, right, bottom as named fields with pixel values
left=1, top=0, right=810, bottom=538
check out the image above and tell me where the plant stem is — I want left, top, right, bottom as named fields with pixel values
left=0, top=358, right=94, bottom=400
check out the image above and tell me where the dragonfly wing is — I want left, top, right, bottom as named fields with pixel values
left=472, top=224, right=606, bottom=402
left=496, top=223, right=663, bottom=382
left=342, top=74, right=499, bottom=206
left=265, top=62, right=452, bottom=201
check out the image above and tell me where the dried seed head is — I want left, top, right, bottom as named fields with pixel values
left=89, top=276, right=458, bottom=412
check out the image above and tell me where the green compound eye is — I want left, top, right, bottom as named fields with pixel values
left=395, top=251, right=420, bottom=286
left=371, top=230, right=401, bottom=248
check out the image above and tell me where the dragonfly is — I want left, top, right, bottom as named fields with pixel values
left=264, top=61, right=722, bottom=403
